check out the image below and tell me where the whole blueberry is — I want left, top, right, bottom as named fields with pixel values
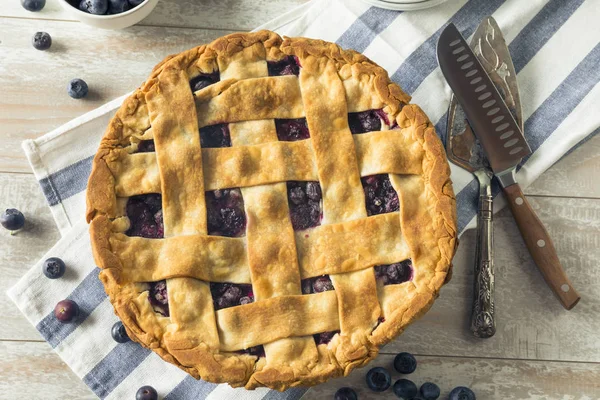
left=79, top=0, right=108, bottom=14
left=68, top=78, right=88, bottom=99
left=43, top=257, right=66, bottom=279
left=394, top=352, right=417, bottom=374
left=1, top=209, right=25, bottom=232
left=21, top=0, right=46, bottom=11
left=32, top=32, right=52, bottom=50
left=111, top=321, right=130, bottom=343
left=420, top=382, right=441, bottom=400
left=449, top=386, right=476, bottom=400
left=366, top=367, right=391, bottom=392
left=136, top=385, right=158, bottom=400
left=107, top=0, right=129, bottom=13
left=54, top=300, right=80, bottom=323
left=392, top=379, right=417, bottom=399
left=128, top=0, right=145, bottom=7
left=334, top=387, right=357, bottom=400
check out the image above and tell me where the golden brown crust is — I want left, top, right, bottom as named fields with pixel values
left=86, top=30, right=457, bottom=391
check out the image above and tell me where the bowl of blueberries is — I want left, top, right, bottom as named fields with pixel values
left=58, top=0, right=160, bottom=29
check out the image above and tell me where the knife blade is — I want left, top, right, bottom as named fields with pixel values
left=437, top=23, right=580, bottom=310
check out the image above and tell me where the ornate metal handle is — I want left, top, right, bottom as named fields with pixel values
left=471, top=170, right=495, bottom=338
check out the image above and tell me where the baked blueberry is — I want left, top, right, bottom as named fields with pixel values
left=136, top=140, right=155, bottom=153
left=267, top=56, right=300, bottom=76
left=241, top=345, right=265, bottom=358
left=189, top=72, right=219, bottom=92
left=149, top=280, right=169, bottom=316
left=287, top=181, right=322, bottom=230
left=108, top=0, right=129, bottom=13
left=375, top=260, right=413, bottom=286
left=1, top=209, right=25, bottom=232
left=366, top=367, right=391, bottom=392
left=67, top=78, right=89, bottom=99
left=392, top=379, right=417, bottom=399
left=312, top=276, right=334, bottom=293
left=32, top=32, right=52, bottom=51
left=210, top=283, right=254, bottom=310
left=42, top=257, right=66, bottom=279
left=128, top=0, right=145, bottom=7
left=111, top=321, right=130, bottom=343
left=348, top=110, right=387, bottom=134
left=449, top=386, right=476, bottom=400
left=79, top=0, right=108, bottom=14
left=126, top=194, right=164, bottom=238
left=54, top=300, right=80, bottom=323
left=313, top=330, right=338, bottom=345
left=200, top=124, right=231, bottom=148
left=136, top=385, right=158, bottom=400
left=206, top=189, right=246, bottom=237
left=394, top=352, right=417, bottom=374
left=420, top=382, right=441, bottom=400
left=21, top=0, right=46, bottom=11
left=275, top=118, right=310, bottom=141
left=334, top=387, right=358, bottom=400
left=361, top=174, right=399, bottom=216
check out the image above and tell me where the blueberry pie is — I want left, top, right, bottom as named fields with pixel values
left=86, top=31, right=457, bottom=390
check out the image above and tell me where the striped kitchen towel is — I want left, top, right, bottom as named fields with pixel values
left=8, top=0, right=600, bottom=399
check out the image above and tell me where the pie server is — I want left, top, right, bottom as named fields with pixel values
left=437, top=23, right=580, bottom=310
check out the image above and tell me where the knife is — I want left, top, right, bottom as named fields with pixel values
left=437, top=23, right=580, bottom=310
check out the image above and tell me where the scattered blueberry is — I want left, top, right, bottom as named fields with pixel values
left=128, top=0, right=145, bottom=7
left=366, top=367, right=391, bottom=392
left=32, top=32, right=52, bottom=51
left=148, top=280, right=169, bottom=316
left=334, top=387, right=358, bottom=400
left=206, top=189, right=246, bottom=237
left=54, top=300, right=80, bottom=323
left=1, top=209, right=25, bottom=232
left=394, top=352, right=417, bottom=374
left=136, top=385, right=158, bottom=400
left=107, top=0, right=129, bottom=13
left=79, top=0, right=108, bottom=14
left=67, top=78, right=89, bottom=99
left=392, top=379, right=417, bottom=399
left=374, top=260, right=413, bottom=286
left=21, top=0, right=46, bottom=11
left=42, top=257, right=66, bottom=279
left=111, top=321, right=130, bottom=343
left=448, top=386, right=476, bottom=400
left=420, top=382, right=441, bottom=400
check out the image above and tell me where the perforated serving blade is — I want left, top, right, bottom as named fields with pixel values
left=438, top=23, right=530, bottom=175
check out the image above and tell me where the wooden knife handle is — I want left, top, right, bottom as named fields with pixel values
left=503, top=183, right=580, bottom=310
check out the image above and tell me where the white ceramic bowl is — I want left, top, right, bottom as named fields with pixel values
left=58, top=0, right=160, bottom=30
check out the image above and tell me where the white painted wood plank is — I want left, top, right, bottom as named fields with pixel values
left=0, top=173, right=60, bottom=341
left=386, top=196, right=600, bottom=363
left=1, top=0, right=308, bottom=30
left=0, top=341, right=96, bottom=399
left=303, top=354, right=600, bottom=400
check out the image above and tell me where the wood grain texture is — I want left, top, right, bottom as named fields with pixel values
left=0, top=341, right=96, bottom=399
left=303, top=354, right=600, bottom=399
left=2, top=0, right=308, bottom=30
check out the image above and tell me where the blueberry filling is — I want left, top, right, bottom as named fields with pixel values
left=275, top=118, right=310, bottom=141
left=210, top=282, right=254, bottom=311
left=361, top=174, right=399, bottom=216
left=200, top=124, right=231, bottom=148
left=239, top=345, right=265, bottom=358
left=287, top=181, right=322, bottom=231
left=374, top=260, right=413, bottom=285
left=267, top=56, right=300, bottom=76
left=136, top=139, right=155, bottom=153
left=125, top=194, right=164, bottom=238
left=149, top=280, right=169, bottom=316
left=348, top=109, right=389, bottom=134
left=189, top=71, right=220, bottom=92
left=206, top=188, right=246, bottom=237
left=314, top=330, right=339, bottom=345
left=301, top=275, right=334, bottom=294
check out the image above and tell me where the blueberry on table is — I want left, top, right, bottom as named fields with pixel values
left=111, top=321, right=130, bottom=343
left=79, top=0, right=108, bottom=15
left=21, top=0, right=46, bottom=11
left=420, top=382, right=440, bottom=400
left=32, top=32, right=52, bottom=51
left=136, top=385, right=158, bottom=400
left=1, top=209, right=25, bottom=233
left=54, top=300, right=80, bottom=323
left=43, top=257, right=66, bottom=279
left=392, top=379, right=417, bottom=399
left=334, top=387, right=357, bottom=400
left=68, top=78, right=89, bottom=99
left=394, top=352, right=417, bottom=374
left=449, top=386, right=476, bottom=400
left=108, top=0, right=129, bottom=14
left=365, top=367, right=391, bottom=392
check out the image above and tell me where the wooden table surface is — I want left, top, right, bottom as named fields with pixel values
left=1, top=1, right=599, bottom=399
